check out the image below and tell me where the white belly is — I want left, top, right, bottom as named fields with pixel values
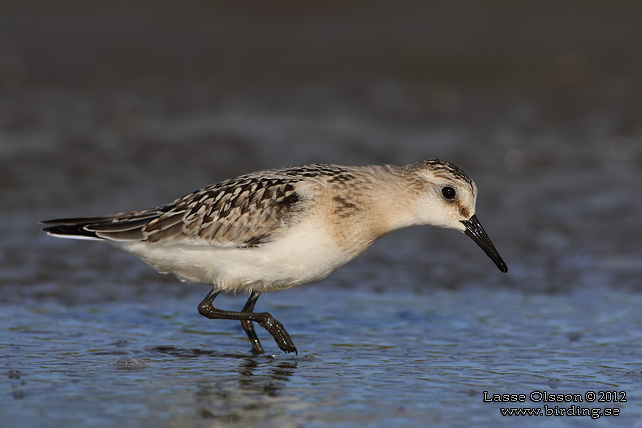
left=119, top=219, right=359, bottom=293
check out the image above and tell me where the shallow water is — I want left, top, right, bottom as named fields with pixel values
left=2, top=4, right=642, bottom=424
left=4, top=281, right=642, bottom=428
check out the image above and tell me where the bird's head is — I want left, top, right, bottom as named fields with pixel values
left=404, top=160, right=508, bottom=273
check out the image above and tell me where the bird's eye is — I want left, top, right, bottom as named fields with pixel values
left=441, top=186, right=456, bottom=200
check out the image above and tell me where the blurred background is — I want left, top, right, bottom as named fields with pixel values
left=2, top=0, right=640, bottom=295
left=2, top=2, right=642, bottom=427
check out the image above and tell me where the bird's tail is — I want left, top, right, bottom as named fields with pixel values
left=42, top=210, right=162, bottom=242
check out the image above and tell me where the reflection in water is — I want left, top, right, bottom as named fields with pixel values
left=152, top=346, right=301, bottom=425
left=199, top=357, right=300, bottom=425
left=238, top=358, right=298, bottom=396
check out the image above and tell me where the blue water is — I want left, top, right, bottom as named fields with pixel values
left=3, top=282, right=642, bottom=427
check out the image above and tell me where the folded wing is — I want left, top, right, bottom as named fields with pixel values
left=43, top=176, right=302, bottom=248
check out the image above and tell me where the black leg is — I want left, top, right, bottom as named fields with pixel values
left=197, top=288, right=297, bottom=354
left=240, top=292, right=263, bottom=354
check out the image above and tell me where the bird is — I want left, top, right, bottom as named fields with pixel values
left=42, top=160, right=508, bottom=354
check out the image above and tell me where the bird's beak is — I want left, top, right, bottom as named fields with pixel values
left=461, top=215, right=508, bottom=273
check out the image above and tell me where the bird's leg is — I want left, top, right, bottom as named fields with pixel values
left=197, top=288, right=297, bottom=354
left=240, top=291, right=263, bottom=354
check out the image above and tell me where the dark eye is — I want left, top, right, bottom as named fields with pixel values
left=441, top=186, right=456, bottom=200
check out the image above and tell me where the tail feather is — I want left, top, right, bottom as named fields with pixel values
left=41, top=216, right=118, bottom=226
left=42, top=210, right=164, bottom=242
left=43, top=222, right=103, bottom=240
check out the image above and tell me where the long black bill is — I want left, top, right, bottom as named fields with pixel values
left=461, top=215, right=508, bottom=273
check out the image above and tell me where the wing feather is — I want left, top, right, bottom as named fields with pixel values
left=143, top=177, right=303, bottom=247
left=42, top=164, right=353, bottom=248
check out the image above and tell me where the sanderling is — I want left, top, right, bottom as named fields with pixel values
left=43, top=160, right=507, bottom=354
